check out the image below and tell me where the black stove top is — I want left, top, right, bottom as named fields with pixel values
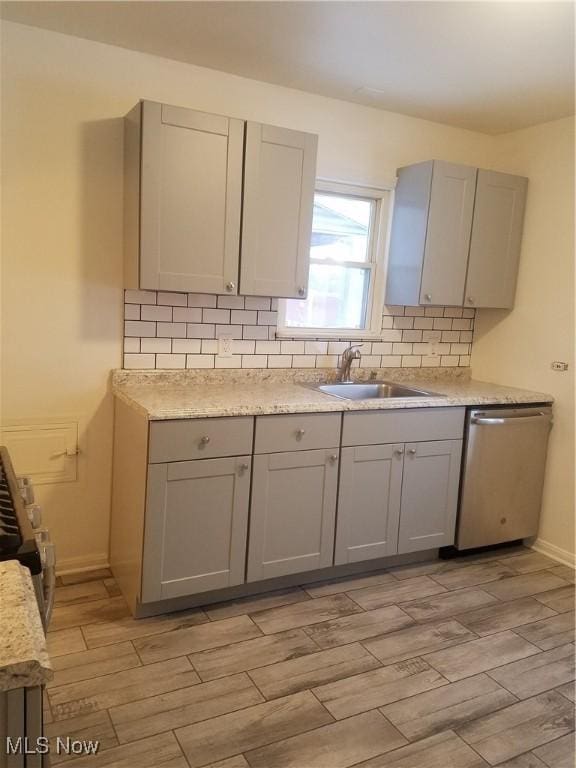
left=0, top=447, right=42, bottom=574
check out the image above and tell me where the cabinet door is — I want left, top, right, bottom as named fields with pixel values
left=420, top=161, right=477, bottom=306
left=335, top=444, right=403, bottom=565
left=247, top=449, right=338, bottom=581
left=398, top=440, right=462, bottom=554
left=240, top=122, right=318, bottom=298
left=140, top=101, right=244, bottom=294
left=465, top=169, right=528, bottom=308
left=142, top=456, right=251, bottom=602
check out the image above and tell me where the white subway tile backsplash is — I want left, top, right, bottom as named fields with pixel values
left=123, top=337, right=140, bottom=353
left=216, top=324, right=242, bottom=339
left=124, top=303, right=140, bottom=320
left=257, top=310, right=278, bottom=325
left=215, top=356, right=242, bottom=368
left=231, top=309, right=258, bottom=325
left=188, top=293, right=217, bottom=308
left=402, top=355, right=421, bottom=367
left=243, top=325, right=269, bottom=340
left=157, top=322, right=186, bottom=338
left=424, top=306, right=445, bottom=317
left=156, top=353, right=186, bottom=369
left=267, top=354, right=293, bottom=368
left=173, top=307, right=202, bottom=323
left=122, top=290, right=475, bottom=371
left=186, top=354, right=215, bottom=368
left=141, top=304, right=173, bottom=322
left=125, top=289, right=156, bottom=304
left=256, top=341, right=281, bottom=354
left=187, top=323, right=216, bottom=338
left=124, top=353, right=155, bottom=368
left=292, top=355, right=316, bottom=368
left=233, top=340, right=256, bottom=354
left=140, top=337, right=171, bottom=353
left=158, top=291, right=187, bottom=306
left=172, top=339, right=202, bottom=354
left=125, top=320, right=156, bottom=337
left=304, top=341, right=328, bottom=355
left=241, top=355, right=267, bottom=368
left=204, top=308, right=230, bottom=324
left=245, top=296, right=271, bottom=311
left=280, top=341, right=305, bottom=354
left=217, top=295, right=245, bottom=310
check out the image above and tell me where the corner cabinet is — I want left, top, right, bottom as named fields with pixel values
left=385, top=159, right=527, bottom=309
left=124, top=100, right=318, bottom=298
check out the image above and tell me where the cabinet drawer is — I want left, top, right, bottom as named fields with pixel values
left=254, top=413, right=341, bottom=454
left=342, top=407, right=465, bottom=447
left=149, top=417, right=253, bottom=463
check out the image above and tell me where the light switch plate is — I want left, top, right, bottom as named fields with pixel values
left=218, top=335, right=234, bottom=358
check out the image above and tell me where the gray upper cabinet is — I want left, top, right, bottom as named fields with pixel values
left=240, top=123, right=317, bottom=299
left=465, top=170, right=528, bottom=309
left=397, top=439, right=462, bottom=554
left=335, top=444, right=403, bottom=565
left=142, top=456, right=251, bottom=602
left=126, top=101, right=244, bottom=294
left=247, top=449, right=338, bottom=581
left=124, top=101, right=318, bottom=296
left=385, top=160, right=527, bottom=309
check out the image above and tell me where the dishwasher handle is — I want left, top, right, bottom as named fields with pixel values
left=471, top=411, right=550, bottom=426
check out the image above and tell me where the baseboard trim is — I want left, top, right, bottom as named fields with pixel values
left=56, top=553, right=110, bottom=576
left=531, top=538, right=575, bottom=568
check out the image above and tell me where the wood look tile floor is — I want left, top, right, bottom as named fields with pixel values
left=45, top=547, right=576, bottom=767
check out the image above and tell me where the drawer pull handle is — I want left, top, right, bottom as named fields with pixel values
left=408, top=448, right=417, bottom=456
left=329, top=454, right=338, bottom=464
left=295, top=429, right=306, bottom=440
left=199, top=436, right=211, bottom=446
left=393, top=449, right=404, bottom=457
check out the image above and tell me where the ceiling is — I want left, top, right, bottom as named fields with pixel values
left=1, top=1, right=574, bottom=134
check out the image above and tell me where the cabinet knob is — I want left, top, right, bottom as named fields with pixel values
left=295, top=428, right=306, bottom=440
left=238, top=462, right=250, bottom=475
left=225, top=282, right=236, bottom=293
left=297, top=286, right=306, bottom=297
left=408, top=448, right=417, bottom=456
left=424, top=293, right=432, bottom=302
left=329, top=454, right=338, bottom=464
left=199, top=435, right=211, bottom=446
left=393, top=448, right=404, bottom=457
left=467, top=296, right=475, bottom=304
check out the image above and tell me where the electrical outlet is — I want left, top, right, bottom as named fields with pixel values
left=218, top=335, right=234, bottom=358
left=551, top=361, right=569, bottom=371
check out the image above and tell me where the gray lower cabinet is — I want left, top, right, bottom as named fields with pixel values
left=141, top=456, right=251, bottom=602
left=334, top=444, right=403, bottom=565
left=397, top=439, right=463, bottom=553
left=247, top=449, right=339, bottom=581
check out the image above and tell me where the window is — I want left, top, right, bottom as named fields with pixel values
left=278, top=181, right=390, bottom=338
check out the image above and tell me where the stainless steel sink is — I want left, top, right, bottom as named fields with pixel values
left=313, top=381, right=440, bottom=400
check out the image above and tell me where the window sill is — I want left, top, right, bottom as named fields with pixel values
left=275, top=328, right=383, bottom=340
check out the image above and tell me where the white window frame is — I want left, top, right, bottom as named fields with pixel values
left=277, top=179, right=394, bottom=339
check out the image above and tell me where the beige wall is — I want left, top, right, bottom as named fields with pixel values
left=472, top=116, right=575, bottom=564
left=1, top=21, right=572, bottom=570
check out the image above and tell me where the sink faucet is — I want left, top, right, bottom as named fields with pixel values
left=337, top=345, right=362, bottom=383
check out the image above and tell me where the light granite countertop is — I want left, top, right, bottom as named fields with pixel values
left=112, top=368, right=553, bottom=420
left=0, top=561, right=52, bottom=691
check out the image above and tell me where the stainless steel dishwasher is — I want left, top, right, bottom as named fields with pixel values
left=455, top=406, right=553, bottom=550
